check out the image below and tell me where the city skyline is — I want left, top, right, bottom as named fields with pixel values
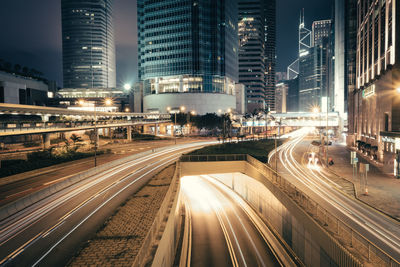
left=0, top=0, right=333, bottom=87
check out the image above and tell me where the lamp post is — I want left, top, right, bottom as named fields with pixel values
left=167, top=106, right=185, bottom=145
left=79, top=98, right=113, bottom=167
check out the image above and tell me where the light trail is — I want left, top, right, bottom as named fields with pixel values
left=181, top=175, right=279, bottom=267
left=272, top=129, right=400, bottom=260
left=0, top=141, right=217, bottom=266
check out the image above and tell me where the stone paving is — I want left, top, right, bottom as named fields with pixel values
left=67, top=164, right=175, bottom=267
left=324, top=142, right=400, bottom=221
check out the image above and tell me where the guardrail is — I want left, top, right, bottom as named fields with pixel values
left=246, top=155, right=400, bottom=267
left=132, top=162, right=182, bottom=267
left=180, top=154, right=246, bottom=162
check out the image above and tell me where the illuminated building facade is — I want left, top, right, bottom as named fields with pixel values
left=137, top=0, right=238, bottom=115
left=350, top=0, right=400, bottom=175
left=238, top=0, right=276, bottom=113
left=61, top=0, right=116, bottom=89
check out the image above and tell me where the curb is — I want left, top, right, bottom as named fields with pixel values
left=324, top=157, right=400, bottom=224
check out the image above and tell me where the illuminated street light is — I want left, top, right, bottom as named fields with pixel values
left=167, top=106, right=185, bottom=144
left=397, top=87, right=400, bottom=94
left=312, top=107, right=320, bottom=113
left=125, top=108, right=130, bottom=112
left=79, top=98, right=113, bottom=167
left=124, top=83, right=131, bottom=91
left=104, top=98, right=113, bottom=106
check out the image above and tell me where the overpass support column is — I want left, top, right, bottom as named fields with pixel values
left=127, top=126, right=132, bottom=141
left=155, top=124, right=159, bottom=135
left=159, top=124, right=166, bottom=134
left=143, top=125, right=150, bottom=134
left=42, top=133, right=51, bottom=149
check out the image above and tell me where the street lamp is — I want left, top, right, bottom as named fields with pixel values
left=124, top=83, right=131, bottom=91
left=167, top=106, right=185, bottom=144
left=79, top=98, right=113, bottom=167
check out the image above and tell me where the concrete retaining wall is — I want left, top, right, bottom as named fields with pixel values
left=180, top=160, right=362, bottom=267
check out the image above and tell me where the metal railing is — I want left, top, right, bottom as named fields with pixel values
left=180, top=154, right=246, bottom=162
left=246, top=155, right=400, bottom=267
left=179, top=153, right=400, bottom=266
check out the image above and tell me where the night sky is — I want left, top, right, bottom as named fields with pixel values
left=0, top=0, right=333, bottom=87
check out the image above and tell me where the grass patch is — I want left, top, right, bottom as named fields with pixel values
left=132, top=133, right=165, bottom=141
left=0, top=149, right=108, bottom=178
left=188, top=139, right=282, bottom=163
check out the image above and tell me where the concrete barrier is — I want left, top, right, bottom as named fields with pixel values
left=180, top=157, right=364, bottom=267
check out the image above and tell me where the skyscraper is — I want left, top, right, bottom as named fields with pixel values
left=238, top=0, right=276, bottom=113
left=264, top=0, right=276, bottom=112
left=335, top=0, right=357, bottom=126
left=312, top=20, right=332, bottom=47
left=137, top=0, right=238, bottom=115
left=299, top=45, right=326, bottom=111
left=61, top=0, right=116, bottom=89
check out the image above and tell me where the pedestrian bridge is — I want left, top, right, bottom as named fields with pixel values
left=244, top=112, right=341, bottom=128
left=0, top=103, right=171, bottom=137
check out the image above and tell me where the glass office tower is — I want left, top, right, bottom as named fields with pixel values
left=61, top=0, right=116, bottom=89
left=238, top=0, right=276, bottom=113
left=137, top=0, right=238, bottom=114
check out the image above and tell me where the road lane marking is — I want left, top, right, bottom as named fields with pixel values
left=32, top=155, right=181, bottom=266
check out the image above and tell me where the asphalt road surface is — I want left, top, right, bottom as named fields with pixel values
left=181, top=175, right=280, bottom=267
left=270, top=128, right=400, bottom=262
left=0, top=141, right=216, bottom=266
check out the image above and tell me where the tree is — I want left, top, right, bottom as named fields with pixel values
left=22, top=66, right=29, bottom=75
left=4, top=62, right=12, bottom=71
left=14, top=64, right=21, bottom=74
left=70, top=134, right=83, bottom=144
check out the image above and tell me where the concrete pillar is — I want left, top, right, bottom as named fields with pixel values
left=42, top=133, right=51, bottom=149
left=143, top=125, right=151, bottom=134
left=127, top=126, right=132, bottom=141
left=159, top=124, right=167, bottom=134
left=41, top=115, right=49, bottom=122
left=155, top=124, right=159, bottom=135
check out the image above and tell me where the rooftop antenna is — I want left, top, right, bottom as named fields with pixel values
left=299, top=8, right=305, bottom=28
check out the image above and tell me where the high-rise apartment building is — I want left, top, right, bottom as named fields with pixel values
left=137, top=0, right=238, bottom=115
left=61, top=0, right=116, bottom=89
left=350, top=0, right=400, bottom=175
left=238, top=0, right=276, bottom=113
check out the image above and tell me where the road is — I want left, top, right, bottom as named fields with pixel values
left=271, top=128, right=400, bottom=262
left=181, top=175, right=281, bottom=267
left=0, top=141, right=216, bottom=266
left=0, top=138, right=206, bottom=206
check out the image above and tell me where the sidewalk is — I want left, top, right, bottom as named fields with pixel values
left=326, top=142, right=400, bottom=221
